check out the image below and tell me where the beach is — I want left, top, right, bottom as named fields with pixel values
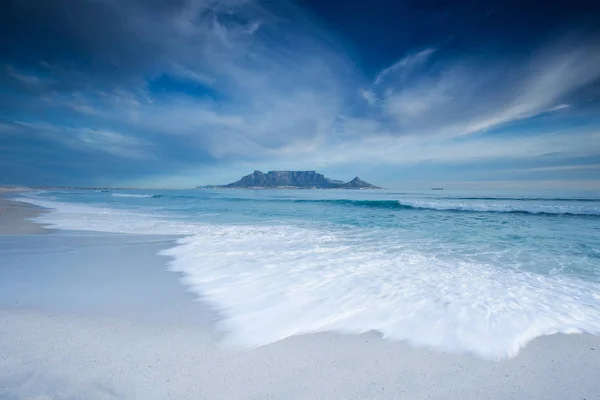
left=0, top=192, right=52, bottom=235
left=1, top=191, right=600, bottom=399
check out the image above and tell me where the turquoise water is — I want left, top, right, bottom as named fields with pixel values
left=18, top=188, right=600, bottom=358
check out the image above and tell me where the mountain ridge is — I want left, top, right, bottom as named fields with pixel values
left=198, top=170, right=382, bottom=189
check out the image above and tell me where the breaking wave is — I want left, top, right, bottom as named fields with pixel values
left=15, top=195, right=600, bottom=359
left=111, top=193, right=154, bottom=198
left=289, top=199, right=600, bottom=216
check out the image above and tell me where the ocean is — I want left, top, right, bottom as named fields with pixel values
left=16, top=188, right=600, bottom=359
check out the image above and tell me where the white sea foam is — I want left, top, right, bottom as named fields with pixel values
left=17, top=196, right=600, bottom=359
left=17, top=197, right=181, bottom=234
left=398, top=199, right=600, bottom=215
left=163, top=232, right=600, bottom=359
left=111, top=193, right=154, bottom=198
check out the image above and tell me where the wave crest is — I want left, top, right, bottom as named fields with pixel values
left=111, top=193, right=153, bottom=198
left=288, top=199, right=600, bottom=216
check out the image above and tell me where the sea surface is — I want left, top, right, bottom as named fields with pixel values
left=16, top=188, right=600, bottom=359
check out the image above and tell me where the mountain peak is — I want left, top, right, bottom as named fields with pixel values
left=339, top=176, right=381, bottom=189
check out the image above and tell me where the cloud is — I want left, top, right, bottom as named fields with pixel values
left=74, top=128, right=153, bottom=159
left=373, top=48, right=437, bottom=85
left=245, top=20, right=262, bottom=34
left=547, top=104, right=571, bottom=112
left=360, top=89, right=376, bottom=105
left=1, top=0, right=600, bottom=186
left=264, top=129, right=600, bottom=168
left=502, top=163, right=600, bottom=173
left=368, top=37, right=600, bottom=140
left=1, top=0, right=351, bottom=159
left=11, top=121, right=154, bottom=159
left=5, top=65, right=43, bottom=85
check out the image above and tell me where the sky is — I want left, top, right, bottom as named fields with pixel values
left=1, top=0, right=599, bottom=189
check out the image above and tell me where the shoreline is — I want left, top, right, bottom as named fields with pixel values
left=0, top=195, right=53, bottom=235
left=1, top=195, right=600, bottom=398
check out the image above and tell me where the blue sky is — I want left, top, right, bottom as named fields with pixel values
left=1, top=0, right=599, bottom=188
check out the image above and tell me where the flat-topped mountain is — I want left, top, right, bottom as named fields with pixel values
left=199, top=170, right=382, bottom=189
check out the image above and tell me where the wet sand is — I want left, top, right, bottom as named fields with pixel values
left=0, top=196, right=52, bottom=234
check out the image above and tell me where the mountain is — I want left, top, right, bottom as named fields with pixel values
left=199, top=170, right=382, bottom=189
left=339, top=177, right=381, bottom=189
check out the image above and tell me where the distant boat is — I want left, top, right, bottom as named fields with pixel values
left=431, top=188, right=444, bottom=190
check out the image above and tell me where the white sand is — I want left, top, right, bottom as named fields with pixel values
left=1, top=230, right=600, bottom=399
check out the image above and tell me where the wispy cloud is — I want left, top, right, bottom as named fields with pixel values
left=5, top=65, right=42, bottom=85
left=264, top=129, right=600, bottom=168
left=547, top=104, right=571, bottom=112
left=12, top=121, right=153, bottom=159
left=502, top=163, right=600, bottom=173
left=373, top=48, right=437, bottom=85
left=368, top=38, right=600, bottom=140
left=74, top=128, right=153, bottom=159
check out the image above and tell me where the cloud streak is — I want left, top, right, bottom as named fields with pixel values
left=7, top=121, right=153, bottom=159
left=373, top=48, right=437, bottom=86
left=369, top=37, right=600, bottom=140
